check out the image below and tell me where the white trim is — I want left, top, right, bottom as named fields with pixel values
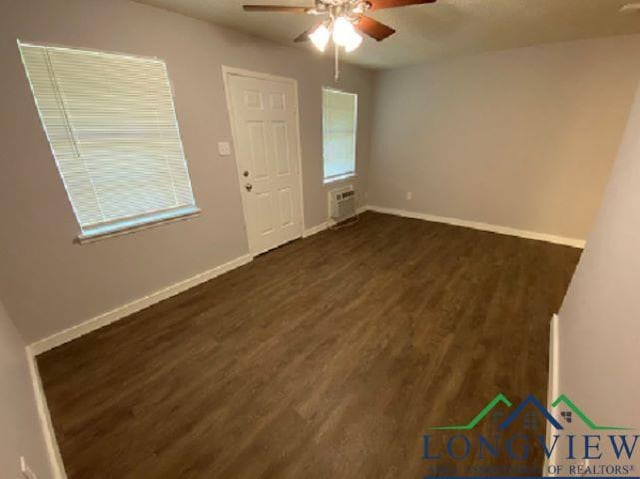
left=367, top=205, right=586, bottom=248
left=221, top=66, right=306, bottom=256
left=18, top=39, right=163, bottom=63
left=303, top=222, right=330, bottom=238
left=548, top=314, right=560, bottom=417
left=77, top=207, right=201, bottom=244
left=26, top=347, right=67, bottom=479
left=321, top=87, right=358, bottom=186
left=29, top=254, right=253, bottom=355
left=323, top=173, right=356, bottom=185
left=544, top=314, right=561, bottom=476
left=221, top=66, right=299, bottom=85
left=303, top=205, right=368, bottom=237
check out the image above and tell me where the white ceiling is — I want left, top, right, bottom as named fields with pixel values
left=136, top=0, right=640, bottom=69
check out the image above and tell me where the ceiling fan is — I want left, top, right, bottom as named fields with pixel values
left=243, top=0, right=437, bottom=79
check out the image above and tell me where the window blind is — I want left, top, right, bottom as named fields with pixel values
left=322, top=88, right=357, bottom=182
left=18, top=41, right=198, bottom=239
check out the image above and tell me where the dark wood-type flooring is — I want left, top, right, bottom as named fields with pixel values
left=38, top=212, right=581, bottom=478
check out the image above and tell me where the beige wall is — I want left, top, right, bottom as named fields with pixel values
left=0, top=0, right=374, bottom=343
left=0, top=300, right=53, bottom=479
left=369, top=34, right=640, bottom=240
left=556, top=82, right=640, bottom=467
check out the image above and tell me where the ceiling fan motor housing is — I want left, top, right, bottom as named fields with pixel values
left=318, top=0, right=371, bottom=19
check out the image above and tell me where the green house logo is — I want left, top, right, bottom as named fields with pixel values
left=431, top=393, right=630, bottom=431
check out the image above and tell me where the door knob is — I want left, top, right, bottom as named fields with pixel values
left=243, top=170, right=250, bottom=177
left=245, top=183, right=253, bottom=192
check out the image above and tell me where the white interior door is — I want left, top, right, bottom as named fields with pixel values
left=226, top=71, right=303, bottom=255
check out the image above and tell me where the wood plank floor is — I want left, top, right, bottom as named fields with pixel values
left=38, top=212, right=581, bottom=478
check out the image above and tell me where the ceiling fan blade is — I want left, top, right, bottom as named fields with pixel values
left=294, top=27, right=313, bottom=42
left=367, top=0, right=436, bottom=11
left=243, top=5, right=313, bottom=13
left=356, top=16, right=396, bottom=41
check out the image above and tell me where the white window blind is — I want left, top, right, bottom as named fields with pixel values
left=322, top=88, right=357, bottom=182
left=18, top=41, right=198, bottom=240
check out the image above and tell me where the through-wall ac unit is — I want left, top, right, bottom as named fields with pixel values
left=329, top=185, right=356, bottom=223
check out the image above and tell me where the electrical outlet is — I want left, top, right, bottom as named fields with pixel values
left=406, top=191, right=413, bottom=201
left=20, top=457, right=37, bottom=479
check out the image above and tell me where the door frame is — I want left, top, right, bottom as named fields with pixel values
left=221, top=66, right=306, bottom=257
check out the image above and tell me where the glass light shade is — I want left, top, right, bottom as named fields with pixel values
left=309, top=24, right=331, bottom=52
left=332, top=17, right=357, bottom=47
left=344, top=29, right=363, bottom=52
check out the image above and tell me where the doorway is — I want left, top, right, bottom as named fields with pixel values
left=223, top=67, right=305, bottom=256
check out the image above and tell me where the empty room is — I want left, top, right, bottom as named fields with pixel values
left=2, top=0, right=640, bottom=478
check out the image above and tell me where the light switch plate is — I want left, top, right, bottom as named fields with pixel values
left=218, top=141, right=232, bottom=156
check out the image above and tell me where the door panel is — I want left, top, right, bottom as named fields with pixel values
left=227, top=73, right=303, bottom=255
left=247, top=122, right=269, bottom=180
left=272, top=121, right=291, bottom=176
left=269, top=92, right=285, bottom=110
left=278, top=187, right=294, bottom=227
left=244, top=90, right=264, bottom=109
left=256, top=192, right=274, bottom=234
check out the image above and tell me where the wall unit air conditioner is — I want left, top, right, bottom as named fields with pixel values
left=329, top=185, right=356, bottom=223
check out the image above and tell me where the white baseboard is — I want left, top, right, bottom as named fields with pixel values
left=29, top=206, right=370, bottom=354
left=26, top=348, right=67, bottom=479
left=367, top=205, right=585, bottom=248
left=303, top=222, right=329, bottom=238
left=544, top=313, right=560, bottom=476
left=302, top=206, right=369, bottom=238
left=356, top=205, right=368, bottom=214
left=548, top=314, right=560, bottom=414
left=29, top=254, right=253, bottom=355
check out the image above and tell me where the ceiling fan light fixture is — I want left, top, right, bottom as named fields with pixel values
left=309, top=23, right=331, bottom=52
left=332, top=16, right=359, bottom=48
left=344, top=30, right=363, bottom=52
left=242, top=0, right=439, bottom=80
left=352, top=1, right=368, bottom=15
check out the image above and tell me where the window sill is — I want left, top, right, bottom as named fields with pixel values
left=324, top=173, right=356, bottom=185
left=75, top=206, right=201, bottom=244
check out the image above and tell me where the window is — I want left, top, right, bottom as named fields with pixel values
left=322, top=88, right=357, bottom=183
left=18, top=41, right=198, bottom=241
